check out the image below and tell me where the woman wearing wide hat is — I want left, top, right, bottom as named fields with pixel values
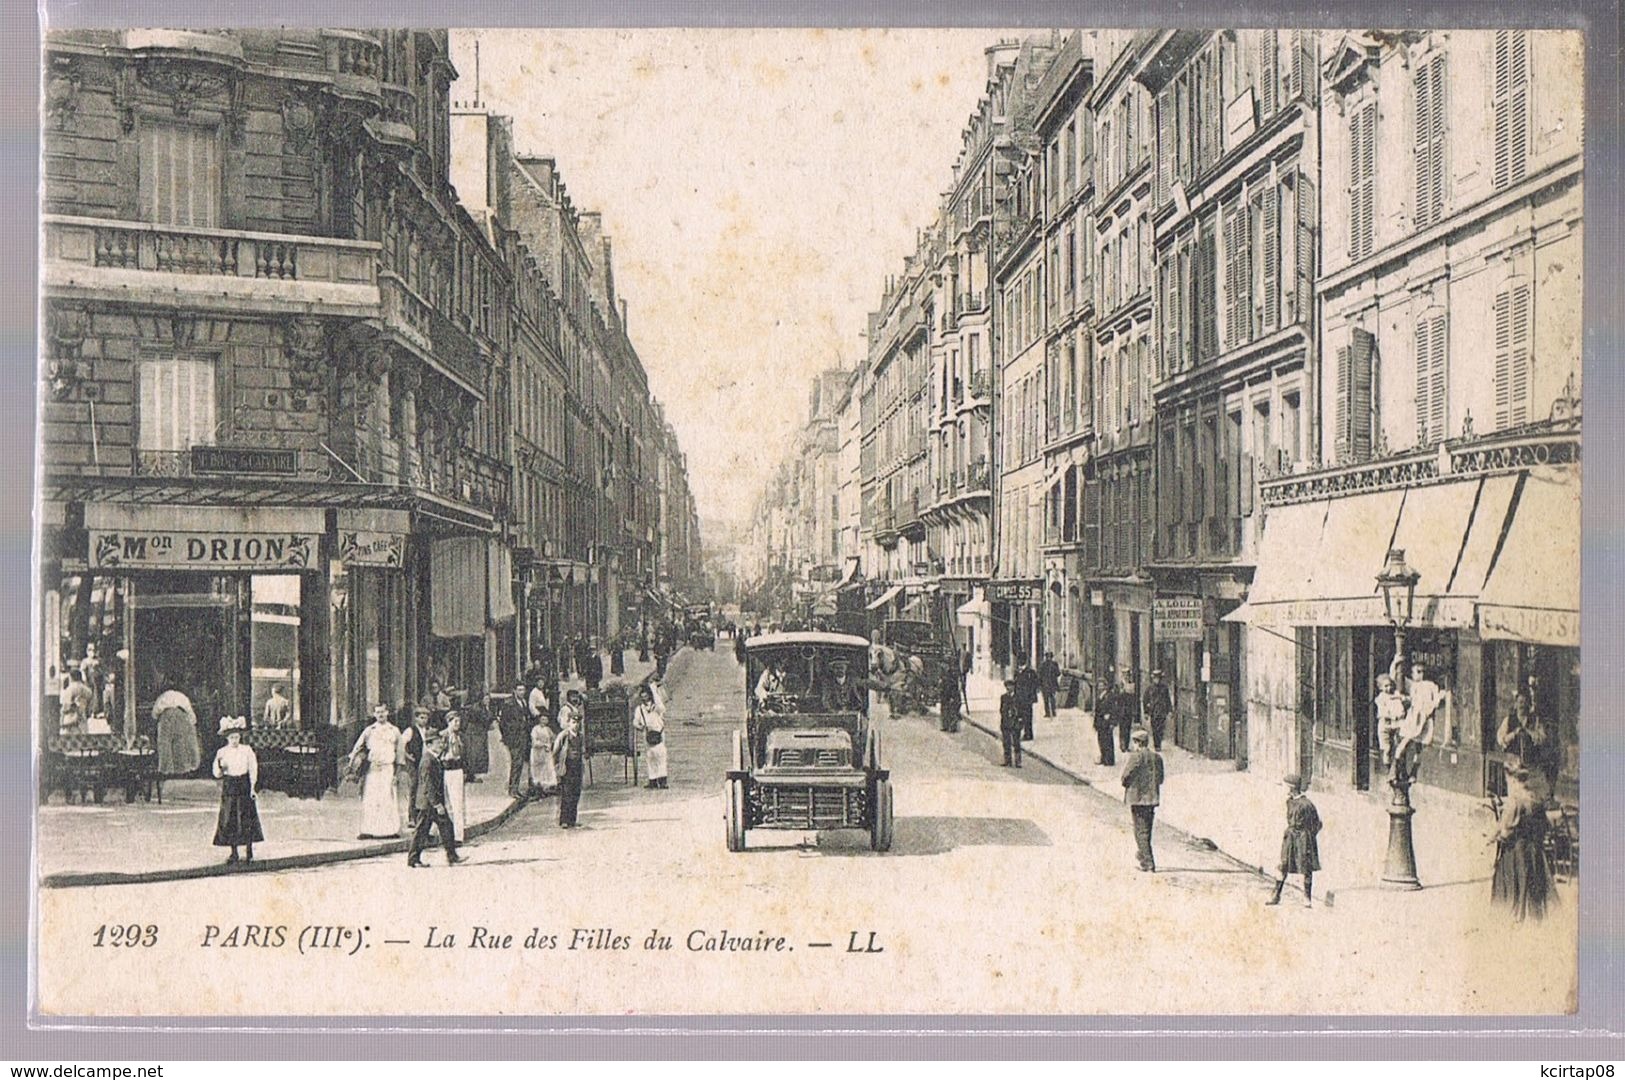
left=212, top=716, right=263, bottom=864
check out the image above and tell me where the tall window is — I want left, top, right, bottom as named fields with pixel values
left=1493, top=30, right=1530, bottom=190
left=1414, top=53, right=1449, bottom=228
left=1348, top=100, right=1377, bottom=259
left=1415, top=308, right=1448, bottom=444
left=138, top=356, right=216, bottom=451
left=139, top=121, right=220, bottom=227
left=1493, top=279, right=1533, bottom=430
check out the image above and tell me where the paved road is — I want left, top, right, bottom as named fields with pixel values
left=35, top=643, right=1576, bottom=1016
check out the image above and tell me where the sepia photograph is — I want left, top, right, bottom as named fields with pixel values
left=31, top=23, right=1583, bottom=1018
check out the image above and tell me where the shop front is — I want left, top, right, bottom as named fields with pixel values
left=1237, top=461, right=1580, bottom=801
left=1085, top=579, right=1154, bottom=711
left=44, top=504, right=329, bottom=774
left=986, top=579, right=1043, bottom=674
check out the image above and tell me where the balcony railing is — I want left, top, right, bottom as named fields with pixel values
left=967, top=369, right=992, bottom=400
left=958, top=290, right=988, bottom=315
left=381, top=273, right=434, bottom=354
left=45, top=215, right=378, bottom=290
left=322, top=29, right=382, bottom=82
left=966, top=458, right=990, bottom=492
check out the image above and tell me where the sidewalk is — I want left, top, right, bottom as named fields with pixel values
left=958, top=695, right=1531, bottom=909
left=39, top=651, right=666, bottom=887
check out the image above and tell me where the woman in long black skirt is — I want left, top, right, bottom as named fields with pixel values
left=1491, top=765, right=1555, bottom=921
left=212, top=716, right=263, bottom=864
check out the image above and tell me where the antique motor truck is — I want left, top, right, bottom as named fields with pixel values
left=725, top=631, right=893, bottom=852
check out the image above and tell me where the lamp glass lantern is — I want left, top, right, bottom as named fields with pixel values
left=1377, top=548, right=1420, bottom=627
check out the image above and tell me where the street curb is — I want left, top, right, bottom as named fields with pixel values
left=39, top=794, right=534, bottom=890
left=957, top=713, right=1313, bottom=901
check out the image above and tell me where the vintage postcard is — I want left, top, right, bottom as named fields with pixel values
left=33, top=25, right=1582, bottom=1017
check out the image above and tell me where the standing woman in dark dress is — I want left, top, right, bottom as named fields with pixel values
left=1491, top=765, right=1555, bottom=921
left=212, top=716, right=263, bottom=864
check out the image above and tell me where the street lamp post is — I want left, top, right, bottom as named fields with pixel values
left=1377, top=547, right=1423, bottom=890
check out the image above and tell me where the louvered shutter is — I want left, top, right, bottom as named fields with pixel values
left=1414, top=55, right=1448, bottom=227
left=1350, top=329, right=1375, bottom=460
left=1199, top=227, right=1219, bottom=359
left=1287, top=30, right=1305, bottom=101
left=1262, top=184, right=1281, bottom=333
left=1494, top=281, right=1533, bottom=429
left=1292, top=31, right=1317, bottom=106
left=1156, top=87, right=1173, bottom=207
left=1414, top=311, right=1448, bottom=444
left=1259, top=31, right=1279, bottom=118
left=1295, top=173, right=1316, bottom=324
left=1348, top=102, right=1377, bottom=259
left=1494, top=31, right=1529, bottom=190
left=1334, top=343, right=1353, bottom=459
left=1428, top=314, right=1448, bottom=440
left=1223, top=201, right=1243, bottom=348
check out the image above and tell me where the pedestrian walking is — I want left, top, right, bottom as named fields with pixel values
left=610, top=635, right=626, bottom=677
left=211, top=716, right=262, bottom=865
left=584, top=638, right=605, bottom=691
left=1093, top=675, right=1117, bottom=767
left=634, top=680, right=668, bottom=789
left=733, top=630, right=747, bottom=665
left=938, top=663, right=962, bottom=734
left=442, top=710, right=468, bottom=842
left=348, top=704, right=403, bottom=839
left=406, top=717, right=463, bottom=868
left=497, top=682, right=533, bottom=798
left=1120, top=729, right=1164, bottom=872
left=459, top=687, right=492, bottom=782
left=1490, top=764, right=1555, bottom=921
left=1015, top=660, right=1039, bottom=741
left=1038, top=652, right=1061, bottom=719
left=555, top=691, right=587, bottom=827
left=999, top=679, right=1024, bottom=768
left=1115, top=671, right=1140, bottom=753
left=1266, top=774, right=1322, bottom=907
left=1142, top=669, right=1172, bottom=752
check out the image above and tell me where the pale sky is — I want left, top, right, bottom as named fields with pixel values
left=448, top=29, right=1015, bottom=530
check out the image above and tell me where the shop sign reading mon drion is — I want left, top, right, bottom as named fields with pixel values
left=90, top=530, right=319, bottom=570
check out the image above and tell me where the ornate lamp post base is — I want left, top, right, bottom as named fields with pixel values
left=1382, top=778, right=1422, bottom=889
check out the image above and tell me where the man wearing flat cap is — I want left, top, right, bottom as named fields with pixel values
left=1120, top=728, right=1164, bottom=872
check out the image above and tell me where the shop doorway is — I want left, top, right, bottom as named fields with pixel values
left=132, top=572, right=235, bottom=772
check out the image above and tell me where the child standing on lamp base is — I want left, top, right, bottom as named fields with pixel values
left=1267, top=773, right=1322, bottom=908
left=212, top=716, right=263, bottom=865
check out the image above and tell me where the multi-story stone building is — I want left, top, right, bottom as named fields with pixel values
left=40, top=29, right=512, bottom=744
left=38, top=29, right=701, bottom=761
left=1131, top=29, right=1322, bottom=760
left=1241, top=30, right=1583, bottom=799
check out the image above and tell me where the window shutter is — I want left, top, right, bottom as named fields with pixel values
left=1429, top=314, right=1448, bottom=441
left=1415, top=312, right=1448, bottom=444
left=1259, top=31, right=1279, bottom=118
left=1348, top=102, right=1376, bottom=260
left=1414, top=55, right=1448, bottom=228
left=1334, top=343, right=1353, bottom=459
left=1199, top=226, right=1219, bottom=359
left=1293, top=31, right=1317, bottom=106
left=1241, top=450, right=1255, bottom=516
left=1295, top=172, right=1316, bottom=324
left=1262, top=184, right=1281, bottom=333
left=1493, top=31, right=1529, bottom=190
left=1494, top=281, right=1533, bottom=429
left=1350, top=328, right=1375, bottom=460
left=1223, top=200, right=1243, bottom=348
left=1287, top=30, right=1304, bottom=101
left=1156, top=88, right=1173, bottom=206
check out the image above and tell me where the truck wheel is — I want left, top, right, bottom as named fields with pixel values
left=725, top=778, right=747, bottom=852
left=869, top=777, right=894, bottom=852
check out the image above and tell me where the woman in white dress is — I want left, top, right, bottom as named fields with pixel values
left=443, top=710, right=468, bottom=842
left=348, top=704, right=403, bottom=839
left=634, top=681, right=669, bottom=790
left=212, top=716, right=262, bottom=864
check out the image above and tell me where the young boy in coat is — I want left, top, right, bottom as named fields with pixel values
left=1267, top=772, right=1322, bottom=907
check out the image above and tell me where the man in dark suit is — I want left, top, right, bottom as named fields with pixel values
left=1038, top=652, right=1061, bottom=719
left=584, top=638, right=605, bottom=691
left=398, top=705, right=427, bottom=827
left=497, top=682, right=533, bottom=799
left=407, top=717, right=463, bottom=867
left=998, top=679, right=1024, bottom=768
left=1121, top=728, right=1165, bottom=872
left=1014, top=659, right=1040, bottom=742
left=1093, top=675, right=1118, bottom=766
left=1142, top=668, right=1172, bottom=751
left=1115, top=670, right=1140, bottom=753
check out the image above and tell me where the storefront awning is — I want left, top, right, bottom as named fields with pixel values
left=1233, top=490, right=1402, bottom=628
left=487, top=540, right=516, bottom=623
left=835, top=557, right=863, bottom=590
left=956, top=596, right=991, bottom=623
left=866, top=584, right=904, bottom=611
left=431, top=537, right=486, bottom=638
left=1477, top=467, right=1581, bottom=647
